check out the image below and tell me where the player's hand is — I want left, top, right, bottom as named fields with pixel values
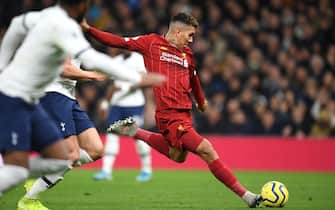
left=197, top=100, right=208, bottom=112
left=110, top=85, right=122, bottom=92
left=139, top=72, right=166, bottom=88
left=80, top=18, right=90, bottom=32
left=88, top=71, right=109, bottom=81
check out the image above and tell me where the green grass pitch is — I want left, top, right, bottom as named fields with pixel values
left=1, top=169, right=334, bottom=210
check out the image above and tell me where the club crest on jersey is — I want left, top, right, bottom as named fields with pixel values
left=160, top=52, right=189, bottom=68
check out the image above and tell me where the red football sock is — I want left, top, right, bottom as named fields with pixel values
left=135, top=128, right=170, bottom=157
left=208, top=159, right=247, bottom=197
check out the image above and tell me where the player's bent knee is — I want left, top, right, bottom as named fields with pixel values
left=41, top=140, right=72, bottom=160
left=88, top=146, right=104, bottom=161
left=2, top=151, right=29, bottom=168
left=169, top=149, right=188, bottom=163
left=83, top=141, right=104, bottom=161
left=196, top=139, right=218, bottom=163
left=78, top=134, right=104, bottom=161
left=170, top=156, right=184, bottom=163
left=169, top=153, right=186, bottom=163
left=68, top=150, right=80, bottom=162
left=174, top=156, right=187, bottom=163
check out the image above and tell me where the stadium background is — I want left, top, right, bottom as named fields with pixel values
left=1, top=1, right=335, bottom=210
left=0, top=0, right=335, bottom=172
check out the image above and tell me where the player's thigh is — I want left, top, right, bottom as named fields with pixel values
left=168, top=146, right=189, bottom=163
left=168, top=128, right=204, bottom=163
left=194, top=138, right=218, bottom=163
left=30, top=105, right=68, bottom=160
left=0, top=93, right=33, bottom=167
left=2, top=151, right=29, bottom=168
left=72, top=101, right=103, bottom=158
left=64, top=135, right=80, bottom=150
left=180, top=128, right=204, bottom=153
left=160, top=114, right=202, bottom=153
left=40, top=92, right=77, bottom=138
left=72, top=101, right=95, bottom=136
left=77, top=128, right=103, bottom=155
left=63, top=135, right=80, bottom=161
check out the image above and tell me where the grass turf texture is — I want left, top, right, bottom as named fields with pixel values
left=1, top=169, right=334, bottom=210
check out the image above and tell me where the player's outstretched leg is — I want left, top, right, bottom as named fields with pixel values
left=18, top=156, right=72, bottom=209
left=108, top=118, right=261, bottom=207
left=17, top=136, right=73, bottom=210
left=189, top=137, right=262, bottom=208
left=18, top=165, right=71, bottom=210
left=107, top=117, right=138, bottom=137
left=76, top=128, right=103, bottom=166
left=108, top=117, right=190, bottom=163
left=17, top=179, right=49, bottom=210
left=107, top=117, right=170, bottom=158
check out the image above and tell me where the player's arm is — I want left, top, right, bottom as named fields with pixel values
left=0, top=14, right=34, bottom=71
left=61, top=58, right=107, bottom=81
left=127, top=54, right=149, bottom=91
left=81, top=19, right=149, bottom=53
left=79, top=50, right=165, bottom=86
left=55, top=22, right=164, bottom=87
left=190, top=70, right=207, bottom=112
left=105, top=83, right=121, bottom=101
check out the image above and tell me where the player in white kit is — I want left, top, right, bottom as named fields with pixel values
left=93, top=51, right=152, bottom=182
left=0, top=0, right=164, bottom=209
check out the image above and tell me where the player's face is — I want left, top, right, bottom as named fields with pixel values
left=176, top=26, right=196, bottom=48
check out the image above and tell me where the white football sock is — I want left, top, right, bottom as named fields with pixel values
left=102, top=134, right=119, bottom=174
left=25, top=178, right=49, bottom=199
left=73, top=149, right=95, bottom=167
left=28, top=157, right=72, bottom=178
left=25, top=165, right=71, bottom=199
left=79, top=149, right=94, bottom=164
left=0, top=165, right=28, bottom=193
left=136, top=140, right=152, bottom=173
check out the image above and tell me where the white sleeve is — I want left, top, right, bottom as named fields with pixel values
left=54, top=21, right=91, bottom=58
left=0, top=16, right=26, bottom=71
left=0, top=12, right=40, bottom=71
left=135, top=53, right=146, bottom=73
left=79, top=49, right=142, bottom=83
left=54, top=22, right=141, bottom=83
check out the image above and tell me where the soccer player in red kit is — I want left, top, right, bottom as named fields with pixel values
left=81, top=13, right=261, bottom=207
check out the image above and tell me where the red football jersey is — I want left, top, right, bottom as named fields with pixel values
left=89, top=28, right=205, bottom=111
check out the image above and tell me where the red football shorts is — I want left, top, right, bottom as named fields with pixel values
left=155, top=109, right=204, bottom=152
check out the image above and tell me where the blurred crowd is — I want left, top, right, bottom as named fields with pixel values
left=1, top=0, right=335, bottom=138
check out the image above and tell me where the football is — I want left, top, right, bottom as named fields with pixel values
left=261, top=181, right=289, bottom=207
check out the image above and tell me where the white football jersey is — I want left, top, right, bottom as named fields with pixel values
left=111, top=52, right=146, bottom=107
left=0, top=7, right=57, bottom=71
left=0, top=7, right=77, bottom=100
left=44, top=59, right=79, bottom=99
left=0, top=5, right=141, bottom=103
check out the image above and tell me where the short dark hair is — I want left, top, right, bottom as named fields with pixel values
left=59, top=0, right=88, bottom=6
left=171, top=13, right=199, bottom=28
